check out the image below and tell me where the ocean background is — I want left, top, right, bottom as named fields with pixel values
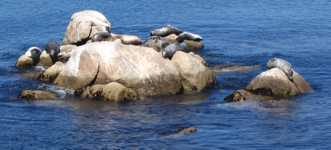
left=0, top=0, right=331, bottom=149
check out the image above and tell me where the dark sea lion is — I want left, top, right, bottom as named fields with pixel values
left=176, top=32, right=203, bottom=43
left=144, top=36, right=173, bottom=52
left=26, top=47, right=42, bottom=65
left=45, top=41, right=60, bottom=63
left=150, top=25, right=183, bottom=37
left=161, top=41, right=202, bottom=59
left=91, top=31, right=112, bottom=42
left=267, top=58, right=294, bottom=81
left=162, top=43, right=178, bottom=59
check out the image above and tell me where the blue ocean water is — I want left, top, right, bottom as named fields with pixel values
left=0, top=0, right=331, bottom=149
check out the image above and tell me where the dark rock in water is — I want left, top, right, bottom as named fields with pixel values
left=20, top=90, right=57, bottom=100
left=224, top=89, right=273, bottom=102
left=150, top=24, right=182, bottom=37
left=177, top=127, right=197, bottom=134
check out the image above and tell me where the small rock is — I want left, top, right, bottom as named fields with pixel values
left=177, top=127, right=197, bottom=134
left=37, top=51, right=53, bottom=68
left=20, top=90, right=57, bottom=100
left=40, top=62, right=65, bottom=82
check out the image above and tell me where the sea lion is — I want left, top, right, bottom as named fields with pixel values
left=150, top=25, right=182, bottom=37
left=267, top=58, right=294, bottom=81
left=91, top=31, right=111, bottom=42
left=144, top=36, right=173, bottom=52
left=45, top=41, right=60, bottom=63
left=162, top=43, right=178, bottom=59
left=161, top=41, right=201, bottom=59
left=176, top=32, right=203, bottom=43
left=25, top=47, right=42, bottom=65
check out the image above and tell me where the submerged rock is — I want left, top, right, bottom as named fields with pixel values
left=63, top=10, right=112, bottom=45
left=20, top=90, right=57, bottom=100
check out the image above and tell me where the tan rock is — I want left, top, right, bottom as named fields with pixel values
left=111, top=33, right=142, bottom=45
left=54, top=41, right=182, bottom=97
left=37, top=51, right=53, bottom=67
left=246, top=68, right=312, bottom=97
left=40, top=62, right=65, bottom=82
left=58, top=45, right=77, bottom=62
left=81, top=82, right=138, bottom=102
left=171, top=51, right=215, bottom=93
left=63, top=10, right=111, bottom=45
left=20, top=90, right=57, bottom=100
left=16, top=55, right=33, bottom=68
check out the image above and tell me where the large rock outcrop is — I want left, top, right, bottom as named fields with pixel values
left=54, top=41, right=182, bottom=97
left=63, top=10, right=112, bottom=45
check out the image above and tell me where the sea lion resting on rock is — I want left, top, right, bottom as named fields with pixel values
left=16, top=47, right=42, bottom=68
left=45, top=41, right=60, bottom=63
left=267, top=57, right=293, bottom=81
left=150, top=24, right=182, bottom=37
left=91, top=31, right=112, bottom=42
left=25, top=47, right=42, bottom=65
left=176, top=32, right=203, bottom=43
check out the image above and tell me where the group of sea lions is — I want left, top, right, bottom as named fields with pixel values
left=16, top=21, right=311, bottom=102
left=144, top=25, right=204, bottom=59
left=16, top=41, right=61, bottom=68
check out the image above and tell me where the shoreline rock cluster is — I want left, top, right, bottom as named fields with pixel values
left=17, top=10, right=215, bottom=102
left=16, top=10, right=312, bottom=102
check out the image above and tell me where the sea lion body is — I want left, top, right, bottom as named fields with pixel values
left=267, top=58, right=294, bottom=80
left=150, top=25, right=182, bottom=37
left=176, top=32, right=203, bottom=43
left=25, top=47, right=42, bottom=65
left=91, top=32, right=111, bottom=42
left=162, top=43, right=178, bottom=59
left=45, top=41, right=60, bottom=63
left=144, top=36, right=173, bottom=52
